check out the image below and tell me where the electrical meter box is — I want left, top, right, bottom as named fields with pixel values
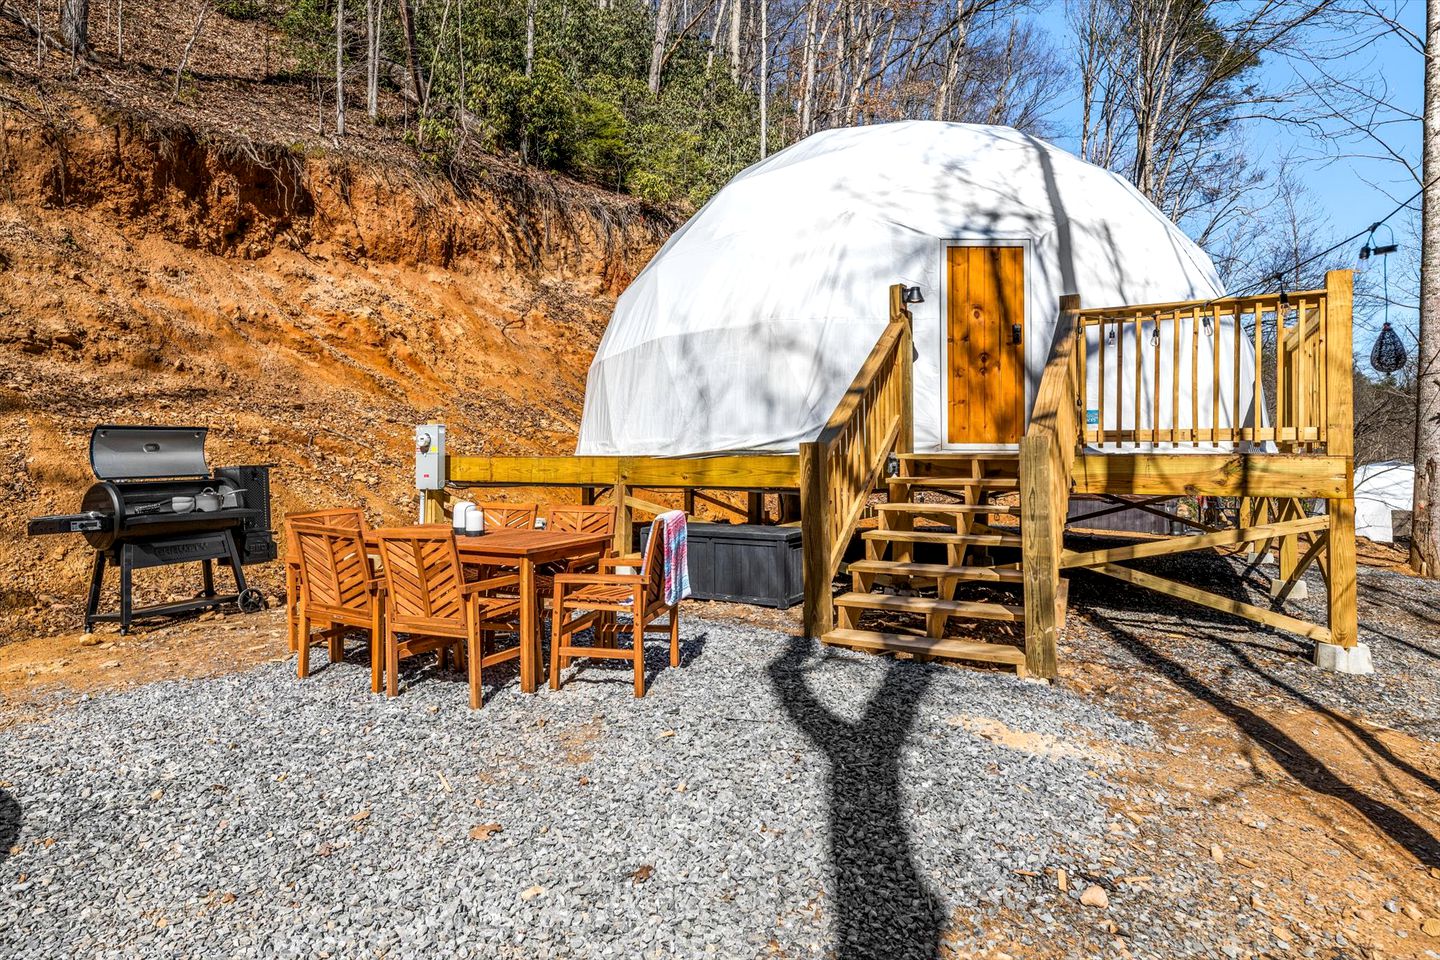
left=414, top=423, right=446, bottom=491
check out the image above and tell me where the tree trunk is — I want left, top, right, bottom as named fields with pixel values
left=335, top=0, right=346, bottom=136
left=60, top=0, right=87, bottom=62
left=728, top=0, right=741, bottom=82
left=1414, top=0, right=1440, bottom=576
left=758, top=0, right=768, bottom=157
left=525, top=0, right=536, bottom=76
left=395, top=0, right=424, bottom=113
left=799, top=0, right=818, bottom=135
left=366, top=0, right=381, bottom=119
left=648, top=0, right=674, bottom=94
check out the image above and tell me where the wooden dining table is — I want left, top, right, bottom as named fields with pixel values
left=366, top=525, right=611, bottom=694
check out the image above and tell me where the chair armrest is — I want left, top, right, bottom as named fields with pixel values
left=598, top=554, right=641, bottom=569
left=553, top=573, right=644, bottom=586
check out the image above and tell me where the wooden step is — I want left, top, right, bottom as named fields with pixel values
left=890, top=477, right=1019, bottom=490
left=874, top=502, right=1021, bottom=517
left=897, top=452, right=1019, bottom=461
left=847, top=560, right=1024, bottom=583
left=862, top=529, right=1023, bottom=547
left=833, top=591, right=1024, bottom=621
left=822, top=628, right=1026, bottom=668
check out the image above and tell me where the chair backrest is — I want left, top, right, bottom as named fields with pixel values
left=373, top=526, right=465, bottom=631
left=639, top=521, right=666, bottom=606
left=285, top=508, right=368, bottom=560
left=544, top=504, right=617, bottom=537
left=291, top=521, right=374, bottom=615
left=477, top=503, right=538, bottom=530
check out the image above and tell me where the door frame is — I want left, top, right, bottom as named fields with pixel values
left=937, top=237, right=1033, bottom=452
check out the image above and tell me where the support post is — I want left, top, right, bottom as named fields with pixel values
left=419, top=488, right=448, bottom=524
left=891, top=283, right=915, bottom=455
left=799, top=441, right=832, bottom=639
left=746, top=492, right=765, bottom=524
left=611, top=478, right=632, bottom=555
left=1322, top=269, right=1358, bottom=651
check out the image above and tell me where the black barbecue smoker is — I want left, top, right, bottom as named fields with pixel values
left=27, top=425, right=277, bottom=633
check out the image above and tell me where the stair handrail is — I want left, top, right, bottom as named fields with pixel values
left=799, top=285, right=914, bottom=637
left=1019, top=293, right=1083, bottom=678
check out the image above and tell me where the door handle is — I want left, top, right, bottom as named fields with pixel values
left=1011, top=324, right=1023, bottom=345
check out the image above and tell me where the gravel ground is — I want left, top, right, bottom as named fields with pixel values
left=1063, top=544, right=1440, bottom=738
left=0, top=618, right=1174, bottom=959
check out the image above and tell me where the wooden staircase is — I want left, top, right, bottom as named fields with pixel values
left=821, top=453, right=1046, bottom=675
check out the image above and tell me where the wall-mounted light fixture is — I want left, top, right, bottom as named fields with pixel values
left=903, top=286, right=924, bottom=304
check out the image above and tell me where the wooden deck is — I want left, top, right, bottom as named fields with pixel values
left=422, top=273, right=1360, bottom=681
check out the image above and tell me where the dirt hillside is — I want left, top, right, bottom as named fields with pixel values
left=0, top=28, right=677, bottom=643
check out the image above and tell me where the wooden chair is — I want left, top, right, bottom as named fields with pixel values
left=291, top=521, right=384, bottom=690
left=373, top=526, right=523, bottom=708
left=550, top=524, right=680, bottom=698
left=285, top=508, right=369, bottom=652
left=476, top=503, right=538, bottom=530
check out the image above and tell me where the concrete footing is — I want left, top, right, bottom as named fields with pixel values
left=1270, top=578, right=1308, bottom=600
left=1312, top=641, right=1374, bottom=675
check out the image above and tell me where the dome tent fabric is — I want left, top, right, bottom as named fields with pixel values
left=1355, top=461, right=1414, bottom=543
left=577, top=121, right=1232, bottom=457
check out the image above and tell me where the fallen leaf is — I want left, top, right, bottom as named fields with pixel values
left=658, top=730, right=675, bottom=739
left=437, top=772, right=454, bottom=794
left=578, top=776, right=591, bottom=786
left=150, top=789, right=164, bottom=801
left=674, top=781, right=687, bottom=793
left=520, top=885, right=545, bottom=901
left=42, top=838, right=55, bottom=848
left=631, top=864, right=654, bottom=884
left=1056, top=868, right=1068, bottom=892
left=350, top=809, right=371, bottom=822
left=316, top=843, right=334, bottom=857
left=219, top=892, right=236, bottom=905
left=469, top=823, right=503, bottom=841
left=1080, top=885, right=1109, bottom=909
left=1423, top=918, right=1440, bottom=937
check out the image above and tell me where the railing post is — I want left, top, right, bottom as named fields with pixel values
left=799, top=440, right=832, bottom=639
left=1322, top=269, right=1357, bottom=649
left=891, top=284, right=915, bottom=455
left=611, top=474, right=632, bottom=556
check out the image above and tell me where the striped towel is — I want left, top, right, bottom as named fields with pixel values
left=654, top=510, right=691, bottom=606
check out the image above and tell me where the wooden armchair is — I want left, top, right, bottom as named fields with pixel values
left=373, top=526, right=523, bottom=708
left=291, top=521, right=384, bottom=689
left=476, top=503, right=538, bottom=530
left=550, top=524, right=680, bottom=698
left=285, top=508, right=369, bottom=653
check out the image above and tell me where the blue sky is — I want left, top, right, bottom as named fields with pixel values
left=1032, top=3, right=1424, bottom=352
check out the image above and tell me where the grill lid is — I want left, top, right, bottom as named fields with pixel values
left=90, top=425, right=210, bottom=480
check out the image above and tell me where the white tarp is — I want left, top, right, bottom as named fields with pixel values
left=578, top=121, right=1230, bottom=457
left=1355, top=461, right=1414, bottom=543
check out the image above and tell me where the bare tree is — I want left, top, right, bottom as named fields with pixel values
left=366, top=0, right=382, bottom=119
left=173, top=1, right=212, bottom=99
left=59, top=0, right=87, bottom=66
left=336, top=0, right=347, bottom=135
left=1415, top=0, right=1440, bottom=575
left=649, top=0, right=675, bottom=93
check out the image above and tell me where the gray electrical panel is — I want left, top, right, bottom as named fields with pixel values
left=414, top=423, right=446, bottom=491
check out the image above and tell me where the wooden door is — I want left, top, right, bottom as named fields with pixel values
left=946, top=246, right=1025, bottom=444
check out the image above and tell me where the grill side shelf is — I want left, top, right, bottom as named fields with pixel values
left=28, top=512, right=113, bottom=536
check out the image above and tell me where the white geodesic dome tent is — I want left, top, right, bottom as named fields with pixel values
left=577, top=121, right=1243, bottom=457
left=1355, top=461, right=1414, bottom=543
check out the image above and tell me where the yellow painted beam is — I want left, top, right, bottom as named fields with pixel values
left=1072, top=454, right=1350, bottom=498
left=446, top=455, right=802, bottom=490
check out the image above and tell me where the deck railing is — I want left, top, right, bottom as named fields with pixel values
left=1019, top=294, right=1082, bottom=679
left=799, top=285, right=914, bottom=637
left=1077, top=273, right=1348, bottom=453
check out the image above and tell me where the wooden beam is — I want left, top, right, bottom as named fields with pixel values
left=799, top=442, right=832, bottom=639
left=1020, top=293, right=1081, bottom=680
left=611, top=480, right=631, bottom=555
left=447, top=454, right=801, bottom=490
left=893, top=284, right=915, bottom=455
left=1324, top=269, right=1358, bottom=648
left=1090, top=562, right=1331, bottom=643
left=1072, top=454, right=1349, bottom=498
left=1061, top=515, right=1330, bottom=569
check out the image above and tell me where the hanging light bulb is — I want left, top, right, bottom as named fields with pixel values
left=1202, top=315, right=1214, bottom=337
left=1106, top=327, right=1115, bottom=346
left=1150, top=322, right=1160, bottom=347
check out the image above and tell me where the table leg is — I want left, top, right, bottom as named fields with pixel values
left=519, top=559, right=537, bottom=693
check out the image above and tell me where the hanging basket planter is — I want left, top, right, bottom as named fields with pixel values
left=1370, top=321, right=1408, bottom=374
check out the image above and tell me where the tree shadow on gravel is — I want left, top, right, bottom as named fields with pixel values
left=1087, top=607, right=1440, bottom=868
left=768, top=636, right=944, bottom=960
left=0, top=789, right=19, bottom=861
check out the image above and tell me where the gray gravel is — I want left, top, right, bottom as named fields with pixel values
left=0, top=617, right=1171, bottom=958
